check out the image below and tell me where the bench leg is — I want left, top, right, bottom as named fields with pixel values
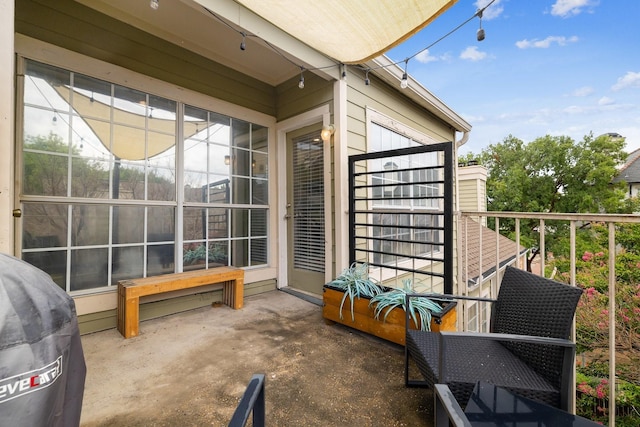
left=234, top=277, right=244, bottom=309
left=120, top=295, right=140, bottom=339
left=117, top=286, right=126, bottom=336
left=223, top=277, right=244, bottom=309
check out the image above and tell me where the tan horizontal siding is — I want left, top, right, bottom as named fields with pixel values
left=275, top=73, right=333, bottom=122
left=346, top=70, right=453, bottom=144
left=16, top=0, right=276, bottom=116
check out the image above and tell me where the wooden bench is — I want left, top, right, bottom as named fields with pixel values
left=117, top=266, right=244, bottom=338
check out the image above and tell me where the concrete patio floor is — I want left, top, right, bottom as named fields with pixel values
left=79, top=290, right=434, bottom=426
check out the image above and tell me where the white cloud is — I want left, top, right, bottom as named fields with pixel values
left=551, top=0, right=598, bottom=18
left=616, top=126, right=640, bottom=152
left=598, top=96, right=615, bottom=106
left=460, top=113, right=486, bottom=123
left=515, top=36, right=579, bottom=49
left=562, top=102, right=628, bottom=115
left=563, top=105, right=587, bottom=114
left=612, top=71, right=640, bottom=91
left=415, top=49, right=451, bottom=64
left=415, top=50, right=436, bottom=63
left=474, top=0, right=504, bottom=20
left=460, top=99, right=640, bottom=153
left=571, top=86, right=594, bottom=97
left=459, top=46, right=487, bottom=61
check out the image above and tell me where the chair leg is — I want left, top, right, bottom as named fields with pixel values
left=404, top=348, right=430, bottom=388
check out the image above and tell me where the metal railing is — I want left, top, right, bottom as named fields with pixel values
left=458, top=211, right=640, bottom=427
left=228, top=374, right=266, bottom=427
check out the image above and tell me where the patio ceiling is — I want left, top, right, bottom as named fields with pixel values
left=76, top=0, right=458, bottom=83
left=75, top=0, right=317, bottom=85
left=73, top=0, right=470, bottom=132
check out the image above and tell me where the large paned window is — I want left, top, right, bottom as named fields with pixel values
left=182, top=106, right=268, bottom=270
left=369, top=122, right=443, bottom=268
left=20, top=59, right=269, bottom=294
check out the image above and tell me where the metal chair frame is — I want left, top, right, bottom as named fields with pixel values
left=404, top=266, right=583, bottom=411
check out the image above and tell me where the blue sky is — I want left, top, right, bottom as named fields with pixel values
left=387, top=0, right=640, bottom=156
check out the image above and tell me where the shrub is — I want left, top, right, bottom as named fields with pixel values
left=576, top=369, right=640, bottom=425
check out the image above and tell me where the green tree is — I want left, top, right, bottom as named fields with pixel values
left=23, top=132, right=72, bottom=196
left=468, top=133, right=638, bottom=270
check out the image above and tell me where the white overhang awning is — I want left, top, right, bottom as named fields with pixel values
left=53, top=85, right=204, bottom=161
left=230, top=0, right=458, bottom=64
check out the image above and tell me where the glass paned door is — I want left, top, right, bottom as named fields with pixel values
left=286, top=127, right=325, bottom=294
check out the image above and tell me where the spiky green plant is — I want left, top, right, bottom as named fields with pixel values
left=327, top=262, right=383, bottom=321
left=369, top=279, right=446, bottom=331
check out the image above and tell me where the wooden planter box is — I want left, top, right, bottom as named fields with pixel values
left=322, top=285, right=457, bottom=346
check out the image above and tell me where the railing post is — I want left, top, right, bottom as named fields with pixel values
left=608, top=223, right=616, bottom=427
left=539, top=219, right=545, bottom=277
left=570, top=221, right=577, bottom=414
left=515, top=218, right=520, bottom=268
left=478, top=215, right=484, bottom=329
left=494, top=217, right=499, bottom=298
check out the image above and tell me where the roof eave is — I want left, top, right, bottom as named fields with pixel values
left=367, top=56, right=471, bottom=133
left=190, top=0, right=340, bottom=81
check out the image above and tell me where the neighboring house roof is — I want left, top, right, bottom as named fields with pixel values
left=460, top=219, right=527, bottom=286
left=613, top=147, right=640, bottom=184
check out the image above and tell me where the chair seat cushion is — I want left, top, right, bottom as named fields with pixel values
left=406, top=330, right=560, bottom=408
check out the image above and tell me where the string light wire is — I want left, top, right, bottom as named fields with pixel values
left=203, top=1, right=497, bottom=87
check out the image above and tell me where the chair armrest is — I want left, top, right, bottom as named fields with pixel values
left=439, top=331, right=575, bottom=348
left=404, top=293, right=497, bottom=333
left=405, top=292, right=496, bottom=304
left=434, top=384, right=472, bottom=427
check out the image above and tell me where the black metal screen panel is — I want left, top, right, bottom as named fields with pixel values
left=348, top=143, right=453, bottom=293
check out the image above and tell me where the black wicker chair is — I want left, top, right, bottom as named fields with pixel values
left=405, top=266, right=583, bottom=412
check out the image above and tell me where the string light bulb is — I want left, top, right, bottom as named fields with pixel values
left=400, top=73, right=408, bottom=89
left=150, top=0, right=159, bottom=10
left=400, top=60, right=409, bottom=89
left=476, top=9, right=485, bottom=41
left=201, top=0, right=497, bottom=91
left=365, top=69, right=371, bottom=86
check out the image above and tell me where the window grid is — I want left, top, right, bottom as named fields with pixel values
left=20, top=59, right=269, bottom=294
left=369, top=123, right=444, bottom=269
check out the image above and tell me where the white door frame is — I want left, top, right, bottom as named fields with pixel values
left=276, top=104, right=332, bottom=289
left=0, top=0, right=15, bottom=254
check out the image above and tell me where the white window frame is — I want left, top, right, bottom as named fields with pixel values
left=364, top=108, right=444, bottom=287
left=15, top=35, right=278, bottom=296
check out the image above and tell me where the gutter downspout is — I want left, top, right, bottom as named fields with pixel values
left=454, top=131, right=469, bottom=324
left=455, top=131, right=469, bottom=148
